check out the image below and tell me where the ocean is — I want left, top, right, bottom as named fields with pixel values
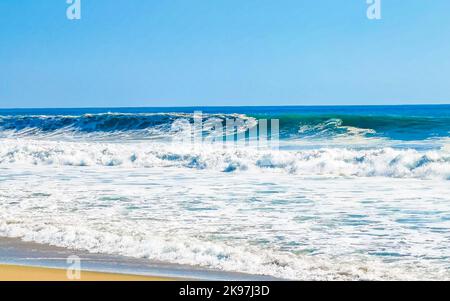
left=0, top=105, right=449, bottom=280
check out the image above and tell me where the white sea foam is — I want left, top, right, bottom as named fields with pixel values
left=1, top=165, right=449, bottom=280
left=0, top=139, right=449, bottom=179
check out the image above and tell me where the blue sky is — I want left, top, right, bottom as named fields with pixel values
left=1, top=0, right=449, bottom=108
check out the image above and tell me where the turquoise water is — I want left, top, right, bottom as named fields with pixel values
left=1, top=105, right=449, bottom=141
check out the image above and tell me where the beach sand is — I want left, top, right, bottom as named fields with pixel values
left=0, top=264, right=172, bottom=281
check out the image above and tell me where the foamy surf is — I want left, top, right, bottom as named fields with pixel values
left=1, top=106, right=450, bottom=280
left=1, top=165, right=449, bottom=280
left=0, top=140, right=449, bottom=179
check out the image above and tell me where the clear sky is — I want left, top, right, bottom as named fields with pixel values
left=1, top=0, right=449, bottom=108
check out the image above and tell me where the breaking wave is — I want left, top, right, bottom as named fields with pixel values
left=1, top=140, right=449, bottom=179
left=1, top=112, right=449, bottom=141
left=0, top=113, right=256, bottom=141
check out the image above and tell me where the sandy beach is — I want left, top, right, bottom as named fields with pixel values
left=0, top=264, right=171, bottom=281
left=0, top=237, right=174, bottom=281
left=0, top=237, right=276, bottom=281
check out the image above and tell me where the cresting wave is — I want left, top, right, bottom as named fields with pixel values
left=272, top=114, right=450, bottom=140
left=0, top=113, right=257, bottom=140
left=1, top=140, right=449, bottom=179
left=1, top=112, right=449, bottom=141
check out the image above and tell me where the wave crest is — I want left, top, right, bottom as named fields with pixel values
left=0, top=113, right=256, bottom=140
left=297, top=118, right=376, bottom=138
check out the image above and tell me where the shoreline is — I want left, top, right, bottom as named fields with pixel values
left=0, top=237, right=279, bottom=281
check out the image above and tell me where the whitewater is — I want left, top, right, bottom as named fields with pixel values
left=1, top=106, right=450, bottom=280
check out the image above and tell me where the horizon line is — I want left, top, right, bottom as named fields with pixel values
left=1, top=103, right=450, bottom=110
